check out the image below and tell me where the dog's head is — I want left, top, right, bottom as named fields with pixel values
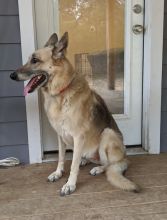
left=10, top=32, right=72, bottom=96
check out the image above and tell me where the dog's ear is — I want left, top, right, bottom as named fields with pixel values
left=52, top=32, right=68, bottom=59
left=44, top=33, right=58, bottom=47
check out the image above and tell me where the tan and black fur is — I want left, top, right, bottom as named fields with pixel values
left=10, top=33, right=140, bottom=196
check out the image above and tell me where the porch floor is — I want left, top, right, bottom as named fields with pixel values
left=1, top=154, right=167, bottom=220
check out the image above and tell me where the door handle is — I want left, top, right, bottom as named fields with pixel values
left=132, top=25, right=144, bottom=35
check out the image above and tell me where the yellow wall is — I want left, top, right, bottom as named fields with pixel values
left=59, top=0, right=124, bottom=65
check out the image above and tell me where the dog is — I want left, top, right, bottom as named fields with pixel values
left=10, top=32, right=140, bottom=196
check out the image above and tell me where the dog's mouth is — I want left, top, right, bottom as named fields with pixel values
left=24, top=72, right=48, bottom=96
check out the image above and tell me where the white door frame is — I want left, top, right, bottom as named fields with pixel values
left=18, top=0, right=164, bottom=163
left=18, top=0, right=42, bottom=163
left=142, top=0, right=164, bottom=154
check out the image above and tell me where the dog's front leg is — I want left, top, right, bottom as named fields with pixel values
left=60, top=136, right=83, bottom=196
left=48, top=135, right=66, bottom=182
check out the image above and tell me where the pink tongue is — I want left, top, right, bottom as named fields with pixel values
left=24, top=77, right=37, bottom=96
left=24, top=85, right=30, bottom=96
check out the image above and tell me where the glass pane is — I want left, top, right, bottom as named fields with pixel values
left=58, top=0, right=124, bottom=114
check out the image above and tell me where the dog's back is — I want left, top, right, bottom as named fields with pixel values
left=92, top=91, right=122, bottom=136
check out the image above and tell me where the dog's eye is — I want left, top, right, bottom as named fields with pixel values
left=31, top=57, right=40, bottom=64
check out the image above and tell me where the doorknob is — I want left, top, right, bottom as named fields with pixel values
left=132, top=25, right=144, bottom=35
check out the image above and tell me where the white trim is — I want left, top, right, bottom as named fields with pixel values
left=18, top=0, right=164, bottom=163
left=52, top=0, right=59, bottom=35
left=18, top=0, right=42, bottom=163
left=142, top=0, right=164, bottom=154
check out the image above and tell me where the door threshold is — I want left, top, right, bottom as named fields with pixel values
left=43, top=147, right=147, bottom=162
left=43, top=150, right=73, bottom=163
left=126, top=147, right=148, bottom=155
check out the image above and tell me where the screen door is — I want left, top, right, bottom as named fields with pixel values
left=34, top=0, right=144, bottom=152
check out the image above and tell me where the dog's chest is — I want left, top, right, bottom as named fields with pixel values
left=43, top=93, right=72, bottom=135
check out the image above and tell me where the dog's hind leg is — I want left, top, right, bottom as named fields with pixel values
left=80, top=157, right=90, bottom=166
left=48, top=136, right=66, bottom=182
left=90, top=144, right=108, bottom=175
left=90, top=137, right=109, bottom=176
left=90, top=165, right=106, bottom=175
left=100, top=128, right=140, bottom=192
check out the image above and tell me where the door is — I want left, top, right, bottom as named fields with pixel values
left=34, top=0, right=144, bottom=152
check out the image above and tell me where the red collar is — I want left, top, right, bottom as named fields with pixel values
left=58, top=77, right=74, bottom=95
left=59, top=83, right=71, bottom=94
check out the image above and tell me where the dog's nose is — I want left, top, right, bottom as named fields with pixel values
left=10, top=72, right=17, bottom=80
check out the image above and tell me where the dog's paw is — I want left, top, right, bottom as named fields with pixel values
left=90, top=166, right=105, bottom=176
left=47, top=170, right=63, bottom=182
left=60, top=183, right=76, bottom=196
left=80, top=158, right=89, bottom=166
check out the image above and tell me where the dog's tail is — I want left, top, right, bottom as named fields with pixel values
left=100, top=128, right=140, bottom=192
left=106, top=159, right=140, bottom=192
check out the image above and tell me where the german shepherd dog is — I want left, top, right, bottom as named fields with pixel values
left=10, top=32, right=140, bottom=196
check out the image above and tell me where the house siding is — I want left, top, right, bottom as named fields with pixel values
left=0, top=0, right=29, bottom=163
left=161, top=1, right=167, bottom=152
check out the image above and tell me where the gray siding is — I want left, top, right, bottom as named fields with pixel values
left=0, top=0, right=19, bottom=15
left=0, top=45, right=22, bottom=69
left=0, top=0, right=29, bottom=163
left=161, top=1, right=167, bottom=152
left=0, top=16, right=21, bottom=43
